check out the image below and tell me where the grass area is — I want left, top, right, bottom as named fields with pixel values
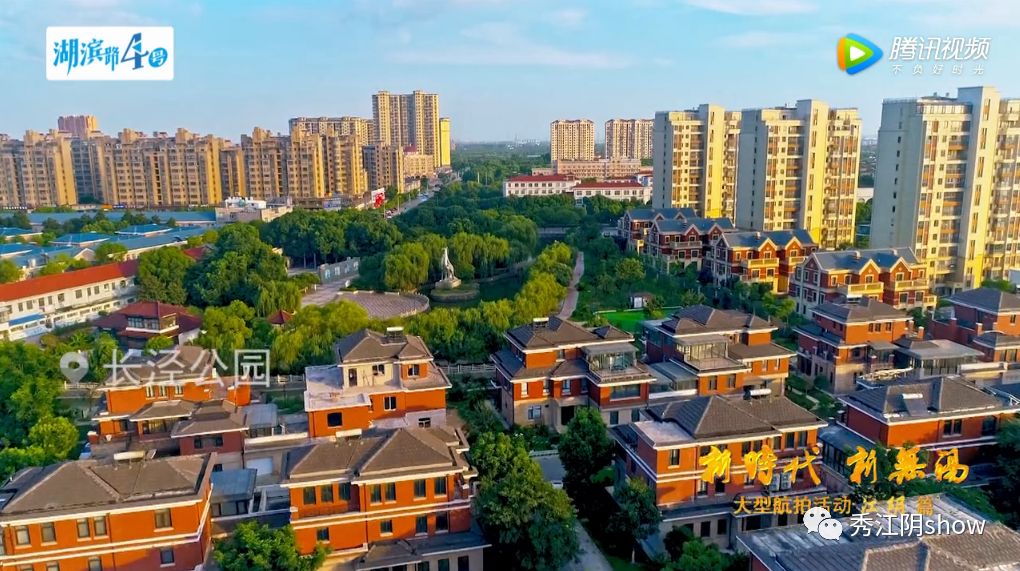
left=607, top=556, right=647, bottom=571
left=265, top=394, right=304, bottom=414
left=597, top=309, right=649, bottom=332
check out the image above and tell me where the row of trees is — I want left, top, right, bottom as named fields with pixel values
left=260, top=209, right=402, bottom=267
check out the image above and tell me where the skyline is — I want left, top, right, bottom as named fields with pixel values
left=1, top=0, right=1018, bottom=141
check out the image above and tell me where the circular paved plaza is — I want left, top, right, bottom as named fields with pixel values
left=335, top=291, right=429, bottom=319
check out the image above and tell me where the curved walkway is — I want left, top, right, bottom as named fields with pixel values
left=558, top=251, right=585, bottom=319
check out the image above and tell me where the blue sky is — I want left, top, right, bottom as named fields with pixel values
left=2, top=0, right=1019, bottom=141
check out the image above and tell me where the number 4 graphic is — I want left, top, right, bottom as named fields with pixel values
left=121, top=32, right=150, bottom=70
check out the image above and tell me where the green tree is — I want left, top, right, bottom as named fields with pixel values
left=664, top=537, right=726, bottom=571
left=616, top=258, right=645, bottom=285
left=187, top=224, right=288, bottom=308
left=38, top=254, right=89, bottom=276
left=144, top=334, right=174, bottom=355
left=137, top=247, right=195, bottom=304
left=982, top=279, right=1015, bottom=293
left=559, top=408, right=614, bottom=492
left=383, top=243, right=430, bottom=292
left=607, top=479, right=662, bottom=560
left=27, top=416, right=79, bottom=461
left=0, top=259, right=21, bottom=283
left=213, top=522, right=326, bottom=571
left=94, top=242, right=128, bottom=263
left=271, top=301, right=370, bottom=371
left=198, top=301, right=255, bottom=359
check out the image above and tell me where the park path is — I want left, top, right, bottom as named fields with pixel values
left=562, top=522, right=613, bottom=571
left=558, top=251, right=585, bottom=319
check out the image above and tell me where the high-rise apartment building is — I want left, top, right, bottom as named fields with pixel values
left=605, top=118, right=653, bottom=160
left=363, top=144, right=405, bottom=192
left=69, top=135, right=106, bottom=203
left=550, top=119, right=596, bottom=161
left=440, top=116, right=452, bottom=167
left=56, top=114, right=99, bottom=138
left=219, top=144, right=246, bottom=198
left=283, top=127, right=326, bottom=200
left=372, top=90, right=441, bottom=169
left=735, top=100, right=861, bottom=249
left=240, top=127, right=326, bottom=201
left=95, top=129, right=224, bottom=208
left=651, top=105, right=741, bottom=219
left=0, top=130, right=77, bottom=208
left=321, top=133, right=368, bottom=197
left=288, top=116, right=372, bottom=144
left=871, top=86, right=1020, bottom=292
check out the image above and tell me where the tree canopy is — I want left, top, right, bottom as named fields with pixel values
left=187, top=224, right=289, bottom=308
left=137, top=247, right=196, bottom=305
left=213, top=522, right=326, bottom=571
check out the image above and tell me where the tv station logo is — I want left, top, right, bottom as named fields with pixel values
left=46, top=26, right=174, bottom=81
left=836, top=33, right=883, bottom=75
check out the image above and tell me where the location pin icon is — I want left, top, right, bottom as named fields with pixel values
left=59, top=351, right=90, bottom=385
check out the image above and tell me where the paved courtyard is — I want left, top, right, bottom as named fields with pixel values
left=335, top=291, right=429, bottom=319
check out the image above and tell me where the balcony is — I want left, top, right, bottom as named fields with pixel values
left=741, top=257, right=780, bottom=269
left=892, top=279, right=929, bottom=290
left=836, top=282, right=884, bottom=297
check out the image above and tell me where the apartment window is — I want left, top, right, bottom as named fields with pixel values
left=797, top=431, right=808, bottom=447
left=943, top=418, right=963, bottom=436
left=385, top=482, right=397, bottom=501
left=383, top=396, right=398, bottom=411
left=340, top=482, right=351, bottom=501
left=41, top=522, right=56, bottom=543
left=416, top=563, right=431, bottom=571
left=372, top=364, right=385, bottom=376
left=348, top=369, right=358, bottom=387
left=562, top=379, right=571, bottom=396
left=631, top=408, right=641, bottom=422
left=214, top=435, right=224, bottom=447
left=527, top=405, right=541, bottom=420
left=194, top=437, right=204, bottom=449
left=316, top=528, right=330, bottom=542
left=416, top=515, right=429, bottom=535
left=77, top=518, right=90, bottom=539
left=88, top=557, right=102, bottom=571
left=419, top=417, right=432, bottom=428
left=414, top=479, right=428, bottom=498
left=785, top=432, right=795, bottom=449
left=436, top=511, right=449, bottom=532
left=742, top=441, right=752, bottom=455
left=701, top=521, right=711, bottom=537
left=371, top=485, right=382, bottom=504
left=12, top=525, right=29, bottom=547
left=321, top=485, right=334, bottom=503
left=609, top=411, right=619, bottom=426
left=46, top=564, right=59, bottom=571
left=669, top=449, right=680, bottom=466
left=380, top=520, right=393, bottom=535
left=159, top=548, right=175, bottom=565
left=435, top=476, right=448, bottom=496
left=327, top=412, right=343, bottom=427
left=982, top=416, right=997, bottom=436
left=458, top=556, right=470, bottom=571
left=154, top=509, right=172, bottom=529
left=439, top=560, right=450, bottom=571
left=726, top=375, right=736, bottom=389
left=145, top=385, right=156, bottom=398
left=696, top=479, right=708, bottom=497
left=91, top=516, right=107, bottom=537
left=708, top=378, right=718, bottom=390
left=303, top=487, right=317, bottom=505
left=408, top=364, right=421, bottom=377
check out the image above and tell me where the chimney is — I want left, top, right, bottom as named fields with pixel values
left=975, top=323, right=983, bottom=336
left=853, top=250, right=861, bottom=260
left=532, top=317, right=550, bottom=329
left=385, top=326, right=406, bottom=343
left=915, top=326, right=925, bottom=340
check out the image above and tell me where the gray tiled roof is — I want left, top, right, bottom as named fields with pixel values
left=813, top=299, right=907, bottom=323
left=0, top=455, right=212, bottom=519
left=949, top=287, right=1020, bottom=313
left=648, top=397, right=773, bottom=438
left=282, top=427, right=466, bottom=483
left=334, top=329, right=433, bottom=363
left=843, top=377, right=1007, bottom=418
left=170, top=400, right=247, bottom=437
left=729, top=397, right=823, bottom=428
left=660, top=304, right=771, bottom=335
left=507, top=317, right=630, bottom=349
left=625, top=207, right=687, bottom=222
left=810, top=248, right=920, bottom=272
left=972, top=331, right=1020, bottom=349
left=726, top=342, right=794, bottom=360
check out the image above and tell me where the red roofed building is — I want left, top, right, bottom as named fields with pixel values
left=94, top=301, right=203, bottom=349
left=502, top=174, right=578, bottom=197
left=0, top=259, right=139, bottom=341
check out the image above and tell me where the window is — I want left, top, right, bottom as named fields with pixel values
left=408, top=364, right=421, bottom=377
left=92, top=516, right=107, bottom=537
left=717, top=518, right=728, bottom=535
left=46, top=564, right=60, bottom=571
left=88, top=558, right=102, bottom=571
left=562, top=380, right=571, bottom=396
left=194, top=437, right=204, bottom=449
left=609, top=411, right=619, bottom=426
left=214, top=436, right=224, bottom=447
left=14, top=526, right=29, bottom=546
left=785, top=432, right=795, bottom=449
left=439, top=559, right=451, bottom=571
left=348, top=368, right=358, bottom=387
left=77, top=518, right=90, bottom=539
left=340, top=482, right=351, bottom=501
left=416, top=563, right=431, bottom=571
left=418, top=417, right=432, bottom=428
left=708, top=378, right=718, bottom=390
left=943, top=418, right=963, bottom=436
left=797, top=431, right=807, bottom=447
left=154, top=509, right=172, bottom=529
left=982, top=416, right=997, bottom=436
left=436, top=511, right=449, bottom=532
left=321, top=485, right=334, bottom=503
left=696, top=479, right=708, bottom=497
left=373, top=363, right=385, bottom=376
left=527, top=405, right=541, bottom=420
left=385, top=482, right=397, bottom=501
left=458, top=556, right=470, bottom=571
left=726, top=375, right=736, bottom=389
left=384, top=396, right=397, bottom=411
left=316, top=528, right=330, bottom=542
left=416, top=515, right=429, bottom=535
left=521, top=382, right=529, bottom=397
left=41, top=522, right=56, bottom=543
left=303, top=487, right=317, bottom=505
left=742, top=441, right=751, bottom=455
left=327, top=412, right=343, bottom=427
left=700, top=521, right=711, bottom=537
left=159, top=548, right=175, bottom=565
left=380, top=520, right=393, bottom=535
left=669, top=449, right=680, bottom=467
left=370, top=485, right=383, bottom=504
left=414, top=479, right=428, bottom=498
left=434, top=477, right=448, bottom=496
left=631, top=409, right=641, bottom=422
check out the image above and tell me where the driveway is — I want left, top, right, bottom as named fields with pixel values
left=558, top=251, right=585, bottom=319
left=562, top=522, right=613, bottom=571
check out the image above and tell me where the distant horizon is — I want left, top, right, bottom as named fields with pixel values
left=3, top=1, right=1017, bottom=140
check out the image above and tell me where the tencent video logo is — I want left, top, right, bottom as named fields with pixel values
left=837, top=34, right=882, bottom=75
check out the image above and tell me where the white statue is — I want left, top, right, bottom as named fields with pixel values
left=436, top=247, right=462, bottom=289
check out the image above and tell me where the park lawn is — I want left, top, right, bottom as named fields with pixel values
left=598, top=309, right=648, bottom=333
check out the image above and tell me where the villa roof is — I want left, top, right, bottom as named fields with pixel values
left=842, top=377, right=1010, bottom=420
left=948, top=287, right=1020, bottom=313
left=658, top=304, right=771, bottom=335
left=506, top=317, right=630, bottom=350
left=813, top=299, right=908, bottom=323
left=809, top=248, right=920, bottom=272
left=333, top=329, right=433, bottom=363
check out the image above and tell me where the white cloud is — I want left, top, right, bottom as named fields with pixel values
left=881, top=0, right=1020, bottom=28
left=388, top=22, right=631, bottom=68
left=548, top=8, right=587, bottom=28
left=717, top=31, right=804, bottom=48
left=685, top=0, right=817, bottom=15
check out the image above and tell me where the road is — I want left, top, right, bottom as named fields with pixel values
left=558, top=251, right=585, bottom=319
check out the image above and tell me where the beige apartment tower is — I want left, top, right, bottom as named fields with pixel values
left=651, top=105, right=741, bottom=219
left=0, top=130, right=77, bottom=208
left=57, top=115, right=99, bottom=138
left=96, top=129, right=224, bottom=208
left=363, top=145, right=405, bottom=193
left=288, top=116, right=372, bottom=144
left=372, top=91, right=441, bottom=169
left=439, top=117, right=452, bottom=167
left=219, top=145, right=247, bottom=198
left=605, top=119, right=653, bottom=160
left=735, top=100, right=861, bottom=249
left=550, top=120, right=596, bottom=162
left=871, top=86, right=1020, bottom=292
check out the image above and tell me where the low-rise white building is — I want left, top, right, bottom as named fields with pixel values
left=502, top=174, right=578, bottom=197
left=571, top=180, right=651, bottom=203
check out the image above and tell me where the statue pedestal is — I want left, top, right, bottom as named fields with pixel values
left=435, top=277, right=462, bottom=290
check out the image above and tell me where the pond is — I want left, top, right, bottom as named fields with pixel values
left=426, top=271, right=524, bottom=308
